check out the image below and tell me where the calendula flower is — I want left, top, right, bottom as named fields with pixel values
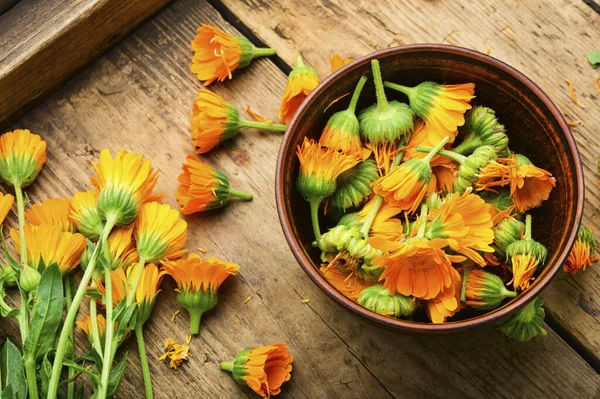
left=0, top=192, right=14, bottom=226
left=424, top=275, right=461, bottom=323
left=319, top=76, right=366, bottom=156
left=160, top=336, right=192, bottom=369
left=317, top=225, right=384, bottom=273
left=491, top=216, right=524, bottom=260
left=176, top=155, right=252, bottom=215
left=162, top=253, right=239, bottom=334
left=476, top=154, right=555, bottom=213
left=320, top=264, right=374, bottom=301
left=432, top=165, right=457, bottom=194
left=454, top=106, right=509, bottom=156
left=402, top=121, right=454, bottom=168
left=359, top=60, right=414, bottom=145
left=464, top=268, right=517, bottom=310
left=129, top=262, right=165, bottom=324
left=329, top=54, right=354, bottom=73
left=26, top=198, right=75, bottom=232
left=92, top=149, right=163, bottom=226
left=191, top=91, right=286, bottom=154
left=136, top=202, right=187, bottom=263
left=190, top=24, right=276, bottom=85
left=373, top=136, right=449, bottom=213
left=327, top=159, right=378, bottom=214
left=95, top=267, right=129, bottom=306
left=82, top=225, right=138, bottom=271
left=370, top=234, right=464, bottom=300
left=564, top=225, right=598, bottom=274
left=355, top=196, right=404, bottom=240
left=220, top=343, right=293, bottom=398
left=70, top=190, right=104, bottom=240
left=0, top=129, right=47, bottom=187
left=11, top=224, right=87, bottom=274
left=279, top=56, right=320, bottom=124
left=426, top=189, right=495, bottom=266
left=505, top=215, right=547, bottom=290
left=77, top=314, right=108, bottom=344
left=498, top=296, right=547, bottom=341
left=296, top=138, right=360, bottom=239
left=357, top=285, right=417, bottom=318
left=384, top=81, right=475, bottom=138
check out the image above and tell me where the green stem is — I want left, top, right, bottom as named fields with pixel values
left=89, top=281, right=104, bottom=359
left=422, top=136, right=450, bottom=164
left=383, top=81, right=412, bottom=98
left=14, top=184, right=29, bottom=343
left=295, top=55, right=305, bottom=68
left=416, top=204, right=429, bottom=238
left=99, top=268, right=115, bottom=397
left=524, top=214, right=532, bottom=240
left=252, top=47, right=276, bottom=58
left=189, top=308, right=203, bottom=335
left=308, top=198, right=322, bottom=241
left=347, top=76, right=368, bottom=114
left=0, top=296, right=15, bottom=316
left=229, top=188, right=253, bottom=201
left=453, top=138, right=482, bottom=155
left=65, top=278, right=76, bottom=399
left=135, top=324, right=154, bottom=399
left=360, top=196, right=384, bottom=237
left=47, top=219, right=116, bottom=399
left=416, top=146, right=467, bottom=164
left=460, top=268, right=471, bottom=303
left=238, top=119, right=288, bottom=132
left=371, top=59, right=389, bottom=111
left=24, top=356, right=39, bottom=399
left=126, top=258, right=146, bottom=306
left=220, top=361, right=234, bottom=372
left=502, top=287, right=518, bottom=299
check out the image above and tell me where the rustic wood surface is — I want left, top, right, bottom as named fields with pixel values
left=1, top=0, right=600, bottom=398
left=0, top=0, right=170, bottom=127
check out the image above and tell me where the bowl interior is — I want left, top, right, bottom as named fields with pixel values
left=277, top=45, right=582, bottom=332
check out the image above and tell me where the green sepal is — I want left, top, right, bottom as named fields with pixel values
left=230, top=349, right=252, bottom=385
left=359, top=101, right=414, bottom=145
left=0, top=153, right=42, bottom=188
left=19, top=265, right=41, bottom=293
left=206, top=170, right=233, bottom=210
left=384, top=81, right=440, bottom=120
left=178, top=290, right=218, bottom=334
left=454, top=145, right=497, bottom=193
left=97, top=186, right=136, bottom=226
left=357, top=285, right=417, bottom=317
left=329, top=160, right=378, bottom=212
left=236, top=36, right=255, bottom=69
left=465, top=270, right=517, bottom=310
left=454, top=106, right=509, bottom=156
left=480, top=188, right=514, bottom=212
left=506, top=238, right=547, bottom=264
left=576, top=225, right=596, bottom=250
left=297, top=173, right=336, bottom=202
left=498, top=296, right=547, bottom=341
left=493, top=217, right=524, bottom=259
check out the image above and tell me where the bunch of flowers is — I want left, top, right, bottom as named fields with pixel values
left=295, top=58, right=584, bottom=342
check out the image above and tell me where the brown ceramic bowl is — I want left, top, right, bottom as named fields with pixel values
left=275, top=44, right=584, bottom=333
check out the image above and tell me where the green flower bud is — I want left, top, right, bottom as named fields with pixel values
left=454, top=145, right=497, bottom=193
left=337, top=213, right=362, bottom=228
left=317, top=225, right=384, bottom=266
left=20, top=265, right=41, bottom=292
left=498, top=296, right=547, bottom=341
left=464, top=269, right=517, bottom=310
left=506, top=239, right=547, bottom=264
left=177, top=290, right=218, bottom=335
left=329, top=160, right=379, bottom=213
left=494, top=218, right=524, bottom=259
left=1, top=265, right=19, bottom=287
left=358, top=285, right=417, bottom=317
left=454, top=106, right=509, bottom=156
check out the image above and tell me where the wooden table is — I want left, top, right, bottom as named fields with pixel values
left=1, top=0, right=600, bottom=397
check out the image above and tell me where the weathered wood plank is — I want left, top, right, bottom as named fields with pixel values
left=1, top=0, right=599, bottom=397
left=215, top=0, right=600, bottom=361
left=0, top=0, right=171, bottom=128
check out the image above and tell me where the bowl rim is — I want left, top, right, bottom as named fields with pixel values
left=275, top=43, right=584, bottom=333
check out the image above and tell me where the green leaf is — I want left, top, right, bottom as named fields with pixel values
left=40, top=353, right=53, bottom=398
left=24, top=264, right=63, bottom=361
left=0, top=339, right=27, bottom=399
left=76, top=384, right=85, bottom=399
left=62, top=362, right=100, bottom=385
left=587, top=50, right=600, bottom=68
left=106, top=353, right=128, bottom=398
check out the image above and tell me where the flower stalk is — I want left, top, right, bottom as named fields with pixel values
left=135, top=324, right=154, bottom=399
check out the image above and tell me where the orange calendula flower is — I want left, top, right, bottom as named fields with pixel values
left=136, top=202, right=187, bottom=263
left=160, top=336, right=192, bottom=369
left=424, top=275, right=461, bottom=323
left=0, top=129, right=47, bottom=187
left=370, top=234, right=464, bottom=300
left=0, top=192, right=14, bottom=226
left=505, top=215, right=547, bottom=291
left=162, top=253, right=238, bottom=334
left=356, top=197, right=404, bottom=241
left=77, top=314, right=108, bottom=343
left=426, top=189, right=495, bottom=266
left=476, top=154, right=555, bottom=213
left=92, top=149, right=163, bottom=226
left=190, top=24, right=276, bottom=85
left=26, top=198, right=75, bottom=232
left=403, top=121, right=454, bottom=168
left=384, top=81, right=475, bottom=138
left=220, top=343, right=293, bottom=398
left=329, top=54, right=354, bottom=73
left=279, top=55, right=320, bottom=124
left=96, top=267, right=129, bottom=306
left=319, top=265, right=375, bottom=302
left=464, top=268, right=517, bottom=310
left=70, top=190, right=104, bottom=240
left=564, top=225, right=598, bottom=274
left=11, top=224, right=87, bottom=274
left=176, top=155, right=252, bottom=215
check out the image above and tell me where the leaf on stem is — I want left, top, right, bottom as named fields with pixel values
left=0, top=339, right=27, bottom=399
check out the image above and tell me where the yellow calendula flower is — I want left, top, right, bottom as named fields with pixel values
left=279, top=56, right=320, bottom=124
left=26, top=198, right=75, bottom=232
left=136, top=202, right=187, bottom=263
left=176, top=155, right=252, bottom=215
left=91, top=149, right=164, bottom=227
left=505, top=215, right=547, bottom=291
left=355, top=196, right=404, bottom=241
left=83, top=225, right=139, bottom=271
left=128, top=262, right=165, bottom=324
left=160, top=336, right=192, bottom=369
left=0, top=129, right=47, bottom=187
left=162, top=253, right=239, bottom=334
left=384, top=81, right=475, bottom=138
left=564, top=225, right=598, bottom=274
left=70, top=190, right=104, bottom=240
left=11, top=224, right=87, bottom=275
left=190, top=24, right=276, bottom=85
left=0, top=192, right=14, bottom=226
left=77, top=314, right=108, bottom=344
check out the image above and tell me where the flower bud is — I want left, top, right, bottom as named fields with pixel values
left=1, top=265, right=18, bottom=287
left=454, top=145, right=497, bottom=193
left=20, top=265, right=41, bottom=292
left=564, top=225, right=598, bottom=273
left=464, top=269, right=517, bottom=310
left=454, top=106, right=509, bottom=156
left=358, top=285, right=417, bottom=317
left=498, top=296, right=546, bottom=341
left=328, top=160, right=378, bottom=213
left=493, top=217, right=524, bottom=259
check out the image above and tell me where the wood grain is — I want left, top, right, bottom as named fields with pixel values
left=0, top=0, right=599, bottom=397
left=0, top=0, right=170, bottom=128
left=214, top=0, right=600, bottom=361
